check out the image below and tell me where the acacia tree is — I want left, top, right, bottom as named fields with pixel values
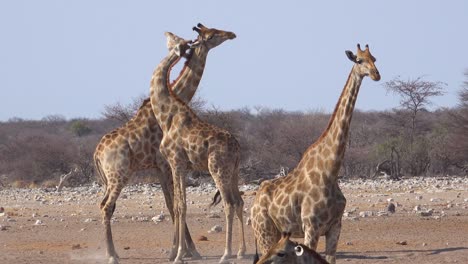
left=384, top=76, right=445, bottom=141
left=383, top=76, right=445, bottom=176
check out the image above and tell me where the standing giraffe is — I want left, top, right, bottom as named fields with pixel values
left=251, top=44, right=380, bottom=264
left=94, top=27, right=236, bottom=264
left=149, top=24, right=245, bottom=263
left=254, top=232, right=329, bottom=264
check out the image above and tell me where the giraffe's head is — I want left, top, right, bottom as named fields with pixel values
left=192, top=23, right=236, bottom=50
left=254, top=232, right=329, bottom=264
left=164, top=32, right=191, bottom=57
left=345, top=44, right=380, bottom=81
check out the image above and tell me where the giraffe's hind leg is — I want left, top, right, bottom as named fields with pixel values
left=100, top=174, right=126, bottom=264
left=234, top=193, right=246, bottom=259
left=158, top=166, right=201, bottom=261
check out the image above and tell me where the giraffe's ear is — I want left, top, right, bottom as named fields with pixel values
left=295, top=246, right=304, bottom=256
left=345, top=50, right=357, bottom=62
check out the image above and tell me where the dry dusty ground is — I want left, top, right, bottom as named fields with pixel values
left=1, top=177, right=468, bottom=264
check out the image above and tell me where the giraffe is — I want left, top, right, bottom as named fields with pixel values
left=250, top=44, right=380, bottom=264
left=149, top=24, right=245, bottom=263
left=94, top=26, right=236, bottom=264
left=254, top=232, right=329, bottom=264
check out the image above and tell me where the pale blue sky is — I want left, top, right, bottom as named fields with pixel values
left=1, top=1, right=467, bottom=121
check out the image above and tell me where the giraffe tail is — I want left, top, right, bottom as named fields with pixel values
left=93, top=155, right=107, bottom=187
left=209, top=190, right=222, bottom=208
left=253, top=238, right=260, bottom=264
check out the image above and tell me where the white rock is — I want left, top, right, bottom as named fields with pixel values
left=152, top=211, right=165, bottom=223
left=34, top=220, right=44, bottom=225
left=208, top=225, right=223, bottom=233
left=359, top=211, right=373, bottom=218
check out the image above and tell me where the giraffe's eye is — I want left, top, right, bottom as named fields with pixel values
left=206, top=34, right=214, bottom=40
left=356, top=59, right=363, bottom=64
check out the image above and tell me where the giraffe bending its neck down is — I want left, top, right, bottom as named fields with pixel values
left=94, top=27, right=235, bottom=264
left=254, top=232, right=329, bottom=264
left=251, top=44, right=380, bottom=264
left=150, top=24, right=245, bottom=264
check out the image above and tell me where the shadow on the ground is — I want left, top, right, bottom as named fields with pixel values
left=337, top=247, right=468, bottom=260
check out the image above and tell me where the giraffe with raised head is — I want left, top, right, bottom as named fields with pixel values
left=251, top=44, right=380, bottom=264
left=254, top=232, right=329, bottom=264
left=149, top=23, right=245, bottom=263
left=94, top=27, right=236, bottom=264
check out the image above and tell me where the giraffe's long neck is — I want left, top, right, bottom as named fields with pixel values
left=128, top=46, right=208, bottom=124
left=302, top=65, right=363, bottom=182
left=149, top=50, right=182, bottom=132
left=170, top=46, right=209, bottom=102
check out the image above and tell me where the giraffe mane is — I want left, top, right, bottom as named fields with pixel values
left=306, top=70, right=353, bottom=150
left=138, top=98, right=151, bottom=110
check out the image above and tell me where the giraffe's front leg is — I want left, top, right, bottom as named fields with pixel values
left=325, top=221, right=342, bottom=264
left=303, top=221, right=320, bottom=252
left=172, top=165, right=189, bottom=264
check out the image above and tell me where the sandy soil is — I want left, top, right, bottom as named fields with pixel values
left=1, top=177, right=467, bottom=264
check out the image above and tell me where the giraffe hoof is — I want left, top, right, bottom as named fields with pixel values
left=219, top=254, right=232, bottom=263
left=190, top=251, right=202, bottom=260
left=108, top=256, right=119, bottom=264
left=173, top=258, right=184, bottom=264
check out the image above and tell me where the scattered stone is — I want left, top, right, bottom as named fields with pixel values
left=415, top=195, right=423, bottom=200
left=207, top=213, right=221, bottom=219
left=0, top=225, right=7, bottom=231
left=396, top=241, right=407, bottom=245
left=152, top=211, right=165, bottom=223
left=414, top=205, right=421, bottom=212
left=124, top=246, right=130, bottom=250
left=387, top=203, right=396, bottom=213
left=198, top=235, right=208, bottom=241
left=71, top=244, right=81, bottom=250
left=84, top=218, right=96, bottom=223
left=208, top=225, right=223, bottom=233
left=387, top=198, right=394, bottom=202
left=422, top=243, right=427, bottom=246
left=0, top=207, right=4, bottom=213
left=346, top=241, right=353, bottom=246
left=359, top=211, right=373, bottom=218
left=419, top=209, right=433, bottom=217
left=377, top=211, right=388, bottom=217
left=246, top=217, right=251, bottom=226
left=34, top=220, right=44, bottom=226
